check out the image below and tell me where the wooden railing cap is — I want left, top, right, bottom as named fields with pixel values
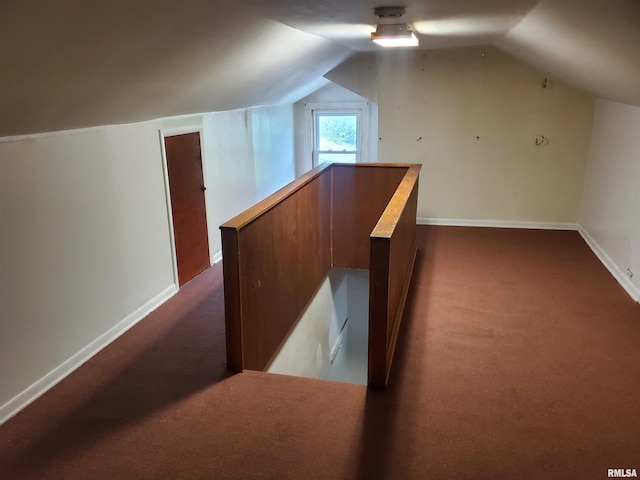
left=220, top=162, right=420, bottom=231
left=371, top=164, right=421, bottom=239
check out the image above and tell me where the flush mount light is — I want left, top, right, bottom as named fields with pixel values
left=371, top=6, right=419, bottom=48
left=371, top=23, right=419, bottom=47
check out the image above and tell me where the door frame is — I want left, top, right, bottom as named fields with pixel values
left=159, top=126, right=214, bottom=288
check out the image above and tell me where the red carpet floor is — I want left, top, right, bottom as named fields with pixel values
left=1, top=226, right=639, bottom=479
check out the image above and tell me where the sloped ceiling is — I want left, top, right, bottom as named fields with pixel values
left=247, top=0, right=541, bottom=51
left=496, top=0, right=640, bottom=107
left=0, top=0, right=350, bottom=136
left=254, top=0, right=640, bottom=106
left=1, top=0, right=639, bottom=137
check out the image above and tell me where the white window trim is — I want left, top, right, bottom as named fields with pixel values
left=313, top=109, right=361, bottom=165
left=304, top=102, right=370, bottom=168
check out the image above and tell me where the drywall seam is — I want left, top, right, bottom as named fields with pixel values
left=417, top=218, right=579, bottom=231
left=0, top=118, right=163, bottom=143
left=0, top=284, right=178, bottom=426
left=578, top=226, right=640, bottom=303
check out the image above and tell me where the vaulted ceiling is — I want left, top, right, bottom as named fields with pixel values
left=1, top=0, right=638, bottom=136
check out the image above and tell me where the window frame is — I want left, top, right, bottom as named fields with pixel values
left=304, top=102, right=370, bottom=168
left=313, top=110, right=361, bottom=166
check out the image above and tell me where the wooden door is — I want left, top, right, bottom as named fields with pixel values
left=164, top=133, right=210, bottom=286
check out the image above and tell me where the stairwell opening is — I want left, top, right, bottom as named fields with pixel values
left=266, top=268, right=369, bottom=385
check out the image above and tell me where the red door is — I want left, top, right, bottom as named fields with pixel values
left=164, top=133, right=210, bottom=286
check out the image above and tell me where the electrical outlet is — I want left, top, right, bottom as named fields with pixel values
left=627, top=268, right=634, bottom=278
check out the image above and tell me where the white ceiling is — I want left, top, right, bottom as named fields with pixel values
left=497, top=0, right=640, bottom=107
left=1, top=0, right=639, bottom=136
left=247, top=0, right=541, bottom=50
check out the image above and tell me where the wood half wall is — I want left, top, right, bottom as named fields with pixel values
left=368, top=165, right=420, bottom=388
left=220, top=163, right=421, bottom=388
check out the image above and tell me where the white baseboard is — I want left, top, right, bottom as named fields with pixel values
left=0, top=284, right=178, bottom=426
left=415, top=217, right=638, bottom=303
left=417, top=217, right=579, bottom=231
left=212, top=250, right=222, bottom=265
left=578, top=226, right=640, bottom=303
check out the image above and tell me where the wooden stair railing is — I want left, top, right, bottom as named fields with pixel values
left=220, top=162, right=421, bottom=388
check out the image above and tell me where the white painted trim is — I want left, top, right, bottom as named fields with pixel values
left=304, top=101, right=371, bottom=168
left=212, top=250, right=223, bottom=265
left=196, top=130, right=217, bottom=266
left=304, top=101, right=371, bottom=111
left=159, top=130, right=181, bottom=288
left=0, top=284, right=178, bottom=426
left=417, top=217, right=579, bottom=231
left=578, top=226, right=640, bottom=303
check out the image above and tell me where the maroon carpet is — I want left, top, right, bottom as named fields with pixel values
left=1, top=226, right=639, bottom=479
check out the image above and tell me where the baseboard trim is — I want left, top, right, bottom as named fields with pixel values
left=0, top=284, right=178, bottom=426
left=578, top=226, right=640, bottom=303
left=417, top=217, right=579, bottom=231
left=415, top=217, right=638, bottom=303
left=212, top=250, right=223, bottom=265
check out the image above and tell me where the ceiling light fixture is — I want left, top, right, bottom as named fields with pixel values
left=371, top=6, right=419, bottom=48
left=371, top=23, right=419, bottom=47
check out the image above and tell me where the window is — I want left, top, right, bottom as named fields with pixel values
left=305, top=102, right=370, bottom=168
left=313, top=111, right=360, bottom=165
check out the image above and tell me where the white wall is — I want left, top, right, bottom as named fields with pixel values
left=580, top=99, right=640, bottom=301
left=294, top=82, right=379, bottom=176
left=0, top=121, right=176, bottom=419
left=203, top=104, right=296, bottom=255
left=326, top=46, right=595, bottom=224
left=325, top=269, right=369, bottom=385
left=268, top=269, right=348, bottom=379
left=161, top=114, right=204, bottom=132
left=268, top=268, right=370, bottom=385
left=251, top=105, right=296, bottom=201
left=0, top=102, right=298, bottom=423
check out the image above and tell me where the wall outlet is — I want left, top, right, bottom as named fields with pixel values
left=627, top=268, right=634, bottom=278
